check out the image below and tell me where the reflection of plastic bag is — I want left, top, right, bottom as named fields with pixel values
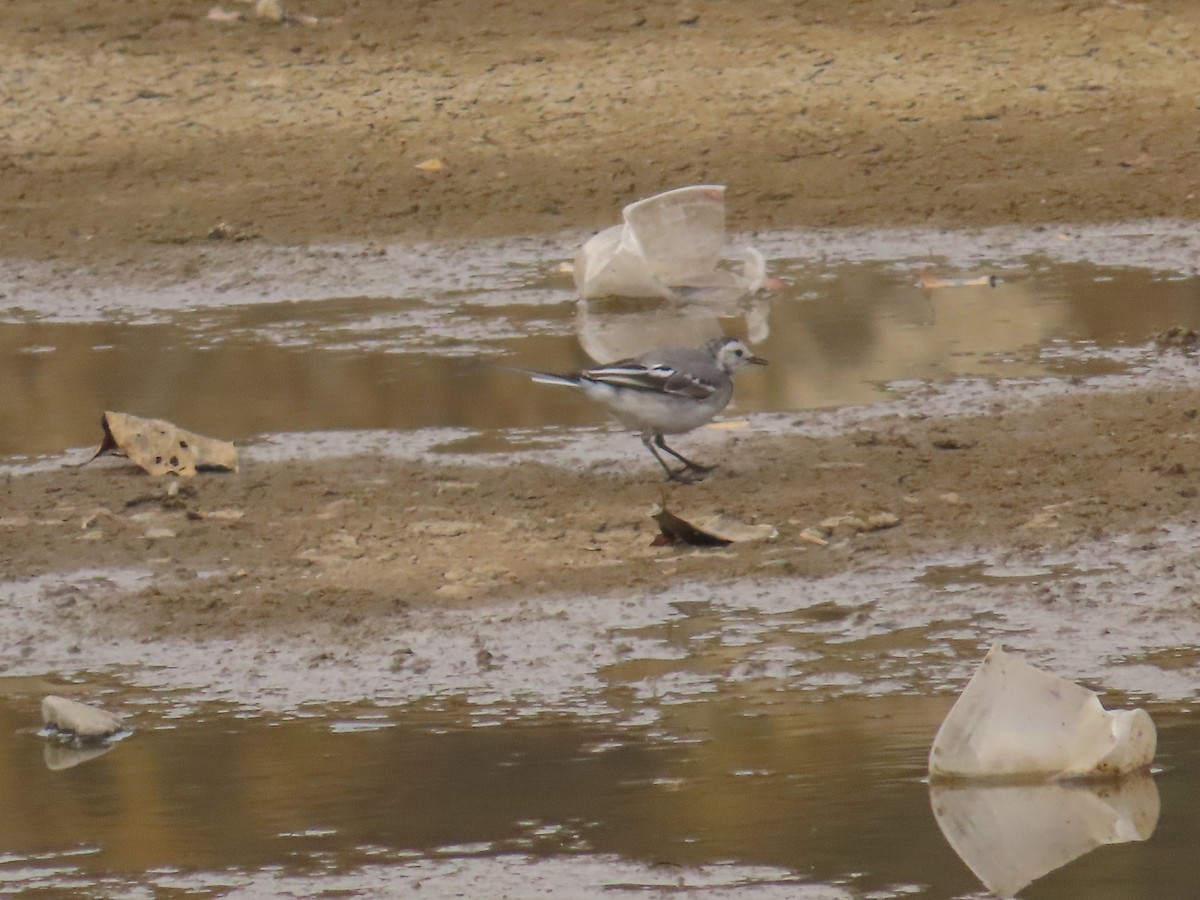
left=575, top=296, right=722, bottom=364
left=574, top=292, right=771, bottom=364
left=573, top=185, right=768, bottom=302
left=929, top=644, right=1156, bottom=780
left=44, top=741, right=116, bottom=771
left=931, top=773, right=1159, bottom=898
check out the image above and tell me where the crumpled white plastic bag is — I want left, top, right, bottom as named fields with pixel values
left=929, top=644, right=1156, bottom=780
left=573, top=185, right=768, bottom=303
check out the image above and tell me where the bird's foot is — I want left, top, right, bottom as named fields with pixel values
left=665, top=464, right=712, bottom=484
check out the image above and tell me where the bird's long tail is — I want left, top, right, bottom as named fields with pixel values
left=528, top=372, right=583, bottom=388
left=492, top=361, right=585, bottom=388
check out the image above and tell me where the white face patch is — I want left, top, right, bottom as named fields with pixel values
left=715, top=340, right=750, bottom=372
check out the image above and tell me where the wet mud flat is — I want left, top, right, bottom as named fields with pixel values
left=0, top=376, right=1195, bottom=638
left=6, top=371, right=1200, bottom=701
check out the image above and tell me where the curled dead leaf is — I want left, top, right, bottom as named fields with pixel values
left=88, top=411, right=238, bottom=477
left=651, top=504, right=777, bottom=547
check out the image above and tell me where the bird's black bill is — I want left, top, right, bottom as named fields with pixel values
left=748, top=355, right=768, bottom=366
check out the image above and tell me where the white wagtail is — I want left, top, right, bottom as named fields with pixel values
left=530, top=336, right=767, bottom=481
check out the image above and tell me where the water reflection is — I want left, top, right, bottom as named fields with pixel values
left=931, top=774, right=1160, bottom=897
left=574, top=250, right=773, bottom=364
left=1, top=693, right=1198, bottom=897
left=575, top=292, right=772, bottom=364
left=42, top=740, right=116, bottom=771
left=1, top=259, right=1200, bottom=458
left=0, top=695, right=954, bottom=894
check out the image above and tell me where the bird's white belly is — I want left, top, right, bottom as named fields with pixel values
left=582, top=381, right=731, bottom=434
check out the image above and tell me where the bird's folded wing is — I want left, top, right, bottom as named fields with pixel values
left=584, top=362, right=717, bottom=400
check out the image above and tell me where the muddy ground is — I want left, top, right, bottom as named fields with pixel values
left=5, top=0, right=1200, bottom=258
left=7, top=386, right=1200, bottom=646
left=4, top=0, right=1200, bottom=649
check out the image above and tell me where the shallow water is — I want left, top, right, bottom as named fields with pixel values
left=1, top=691, right=1197, bottom=898
left=3, top=229, right=1200, bottom=459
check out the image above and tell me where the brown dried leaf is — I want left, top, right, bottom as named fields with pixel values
left=651, top=505, right=776, bottom=547
left=88, top=411, right=239, bottom=477
left=652, top=506, right=730, bottom=546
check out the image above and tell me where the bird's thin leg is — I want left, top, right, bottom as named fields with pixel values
left=655, top=434, right=716, bottom=475
left=641, top=432, right=689, bottom=481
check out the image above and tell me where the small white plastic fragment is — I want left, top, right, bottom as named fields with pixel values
left=929, top=644, right=1156, bottom=779
left=931, top=772, right=1159, bottom=897
left=253, top=0, right=284, bottom=22
left=206, top=6, right=244, bottom=21
left=573, top=185, right=768, bottom=302
left=42, top=696, right=124, bottom=739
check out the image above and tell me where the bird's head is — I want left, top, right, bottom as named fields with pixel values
left=708, top=337, right=768, bottom=374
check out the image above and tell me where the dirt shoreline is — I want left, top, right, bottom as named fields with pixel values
left=6, top=383, right=1200, bottom=636
left=4, top=0, right=1200, bottom=681
left=3, top=0, right=1200, bottom=263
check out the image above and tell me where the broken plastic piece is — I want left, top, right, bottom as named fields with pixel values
left=253, top=0, right=284, bottom=22
left=931, top=773, right=1159, bottom=897
left=573, top=185, right=770, bottom=303
left=88, top=411, right=239, bottom=477
left=42, top=696, right=124, bottom=739
left=929, top=644, right=1156, bottom=780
